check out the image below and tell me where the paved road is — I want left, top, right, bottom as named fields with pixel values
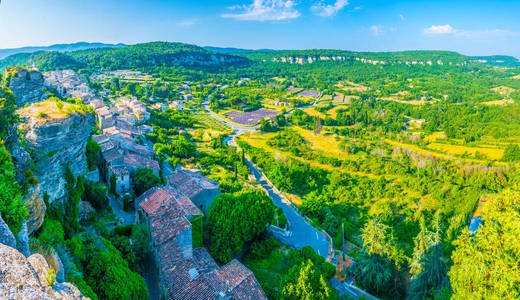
left=202, top=89, right=330, bottom=258
left=244, top=155, right=330, bottom=257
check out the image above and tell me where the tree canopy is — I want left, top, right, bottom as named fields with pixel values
left=207, top=189, right=275, bottom=263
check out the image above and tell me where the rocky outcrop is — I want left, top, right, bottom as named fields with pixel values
left=0, top=216, right=16, bottom=249
left=0, top=243, right=89, bottom=299
left=5, top=67, right=46, bottom=107
left=16, top=222, right=30, bottom=257
left=18, top=107, right=94, bottom=202
left=25, top=185, right=47, bottom=234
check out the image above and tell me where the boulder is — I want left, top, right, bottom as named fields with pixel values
left=0, top=243, right=89, bottom=299
left=0, top=215, right=16, bottom=249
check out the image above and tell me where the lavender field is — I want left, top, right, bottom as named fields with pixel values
left=297, top=90, right=320, bottom=98
left=223, top=109, right=279, bottom=125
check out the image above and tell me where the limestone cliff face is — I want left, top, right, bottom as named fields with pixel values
left=0, top=216, right=16, bottom=249
left=0, top=243, right=89, bottom=299
left=18, top=110, right=94, bottom=202
left=6, top=68, right=46, bottom=107
left=25, top=185, right=47, bottom=235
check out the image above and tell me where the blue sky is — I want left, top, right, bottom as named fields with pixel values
left=1, top=0, right=519, bottom=57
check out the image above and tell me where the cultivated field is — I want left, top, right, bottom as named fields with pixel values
left=222, top=109, right=279, bottom=125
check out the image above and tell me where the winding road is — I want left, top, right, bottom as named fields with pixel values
left=203, top=90, right=330, bottom=258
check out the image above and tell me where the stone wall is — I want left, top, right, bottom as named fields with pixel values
left=191, top=187, right=220, bottom=215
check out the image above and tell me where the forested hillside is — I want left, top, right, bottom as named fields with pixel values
left=0, top=42, right=250, bottom=72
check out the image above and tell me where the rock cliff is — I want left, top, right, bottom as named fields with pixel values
left=4, top=67, right=46, bottom=107
left=0, top=216, right=16, bottom=249
left=17, top=101, right=94, bottom=202
left=0, top=243, right=88, bottom=299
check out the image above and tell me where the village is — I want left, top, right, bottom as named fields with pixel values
left=42, top=69, right=268, bottom=299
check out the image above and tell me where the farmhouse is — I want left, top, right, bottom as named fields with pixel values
left=135, top=186, right=266, bottom=300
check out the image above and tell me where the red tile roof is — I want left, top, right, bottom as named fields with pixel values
left=137, top=184, right=266, bottom=300
left=139, top=187, right=171, bottom=215
left=167, top=169, right=219, bottom=199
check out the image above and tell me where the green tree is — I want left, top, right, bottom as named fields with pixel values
left=501, top=144, right=520, bottom=162
left=353, top=252, right=400, bottom=298
left=282, top=259, right=337, bottom=300
left=63, top=168, right=85, bottom=238
left=408, top=215, right=449, bottom=300
left=85, top=138, right=101, bottom=171
left=449, top=189, right=520, bottom=299
left=207, top=189, right=275, bottom=263
left=131, top=168, right=161, bottom=197
left=84, top=181, right=108, bottom=210
left=409, top=218, right=435, bottom=276
left=0, top=86, right=18, bottom=140
left=85, top=241, right=149, bottom=300
left=0, top=142, right=27, bottom=234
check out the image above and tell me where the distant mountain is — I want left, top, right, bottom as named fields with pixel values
left=204, top=46, right=276, bottom=53
left=0, top=42, right=125, bottom=59
left=0, top=42, right=250, bottom=72
left=471, top=55, right=520, bottom=67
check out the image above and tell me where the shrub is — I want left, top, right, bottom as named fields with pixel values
left=46, top=269, right=56, bottom=287
left=131, top=168, right=161, bottom=197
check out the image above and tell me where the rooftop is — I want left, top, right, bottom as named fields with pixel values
left=137, top=185, right=265, bottom=300
left=124, top=153, right=160, bottom=171
left=102, top=148, right=123, bottom=164
left=167, top=169, right=219, bottom=199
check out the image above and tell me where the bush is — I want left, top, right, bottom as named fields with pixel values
left=502, top=144, right=520, bottom=162
left=85, top=242, right=149, bottom=300
left=131, top=168, right=161, bottom=197
left=37, top=219, right=65, bottom=246
left=84, top=181, right=107, bottom=210
left=0, top=143, right=28, bottom=234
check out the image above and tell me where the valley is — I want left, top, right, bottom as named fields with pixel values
left=0, top=41, right=519, bottom=300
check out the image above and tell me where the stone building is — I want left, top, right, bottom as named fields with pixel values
left=135, top=186, right=266, bottom=300
left=167, top=169, right=220, bottom=214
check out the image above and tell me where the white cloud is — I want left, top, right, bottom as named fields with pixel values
left=312, top=0, right=349, bottom=17
left=423, top=25, right=519, bottom=37
left=221, top=0, right=300, bottom=21
left=399, top=14, right=404, bottom=21
left=423, top=24, right=456, bottom=35
left=177, top=19, right=198, bottom=27
left=369, top=25, right=384, bottom=36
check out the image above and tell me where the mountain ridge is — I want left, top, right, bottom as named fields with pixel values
left=0, top=42, right=126, bottom=60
